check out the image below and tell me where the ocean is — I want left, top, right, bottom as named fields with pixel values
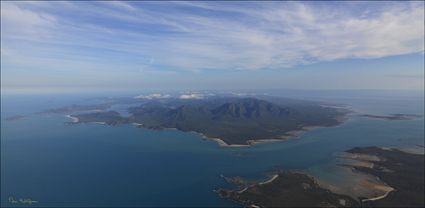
left=1, top=91, right=424, bottom=207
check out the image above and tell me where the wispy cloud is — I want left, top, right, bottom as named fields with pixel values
left=1, top=1, right=424, bottom=90
left=0, top=2, right=56, bottom=41
left=2, top=1, right=423, bottom=71
left=100, top=1, right=137, bottom=11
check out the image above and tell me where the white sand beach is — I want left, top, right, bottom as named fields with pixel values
left=65, top=115, right=79, bottom=123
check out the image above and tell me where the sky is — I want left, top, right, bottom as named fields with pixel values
left=1, top=1, right=424, bottom=93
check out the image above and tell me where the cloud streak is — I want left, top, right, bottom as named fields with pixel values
left=2, top=1, right=423, bottom=71
left=1, top=1, right=424, bottom=90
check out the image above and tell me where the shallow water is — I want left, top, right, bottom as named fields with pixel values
left=1, top=92, right=423, bottom=206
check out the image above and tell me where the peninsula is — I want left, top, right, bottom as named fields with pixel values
left=218, top=146, right=424, bottom=207
left=218, top=171, right=360, bottom=207
left=345, top=146, right=424, bottom=207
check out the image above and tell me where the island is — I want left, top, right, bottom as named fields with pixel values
left=69, top=97, right=349, bottom=146
left=360, top=113, right=422, bottom=120
left=218, top=146, right=424, bottom=207
left=5, top=115, right=26, bottom=121
left=40, top=103, right=111, bottom=114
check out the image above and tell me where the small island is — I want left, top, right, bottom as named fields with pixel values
left=69, top=97, right=348, bottom=146
left=5, top=115, right=26, bottom=121
left=218, top=146, right=424, bottom=207
left=41, top=103, right=111, bottom=114
left=360, top=113, right=422, bottom=120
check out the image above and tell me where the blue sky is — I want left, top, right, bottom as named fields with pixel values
left=1, top=1, right=424, bottom=93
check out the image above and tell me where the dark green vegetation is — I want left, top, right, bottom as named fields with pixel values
left=74, top=111, right=129, bottom=125
left=72, top=97, right=347, bottom=145
left=218, top=171, right=360, bottom=207
left=347, top=147, right=425, bottom=207
left=360, top=113, right=422, bottom=120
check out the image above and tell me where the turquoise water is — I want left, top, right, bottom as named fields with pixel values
left=1, top=92, right=424, bottom=207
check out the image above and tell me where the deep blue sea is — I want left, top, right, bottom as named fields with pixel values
left=1, top=91, right=424, bottom=207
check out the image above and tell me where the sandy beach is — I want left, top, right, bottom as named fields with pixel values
left=210, top=137, right=250, bottom=148
left=237, top=174, right=279, bottom=194
left=198, top=124, right=335, bottom=148
left=65, top=115, right=79, bottom=123
left=258, top=174, right=279, bottom=185
left=316, top=151, right=396, bottom=201
left=91, top=122, right=106, bottom=125
left=132, top=122, right=144, bottom=127
left=360, top=181, right=394, bottom=202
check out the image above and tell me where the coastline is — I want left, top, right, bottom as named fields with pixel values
left=339, top=146, right=424, bottom=204
left=65, top=115, right=79, bottom=123
left=218, top=147, right=416, bottom=207
left=218, top=171, right=361, bottom=207
left=201, top=134, right=250, bottom=148
left=313, top=151, right=394, bottom=201
left=66, top=115, right=106, bottom=125
left=361, top=188, right=394, bottom=202
left=91, top=121, right=106, bottom=125
left=236, top=174, right=280, bottom=194
left=258, top=174, right=279, bottom=185
left=196, top=120, right=345, bottom=148
left=67, top=107, right=350, bottom=148
left=132, top=122, right=144, bottom=127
